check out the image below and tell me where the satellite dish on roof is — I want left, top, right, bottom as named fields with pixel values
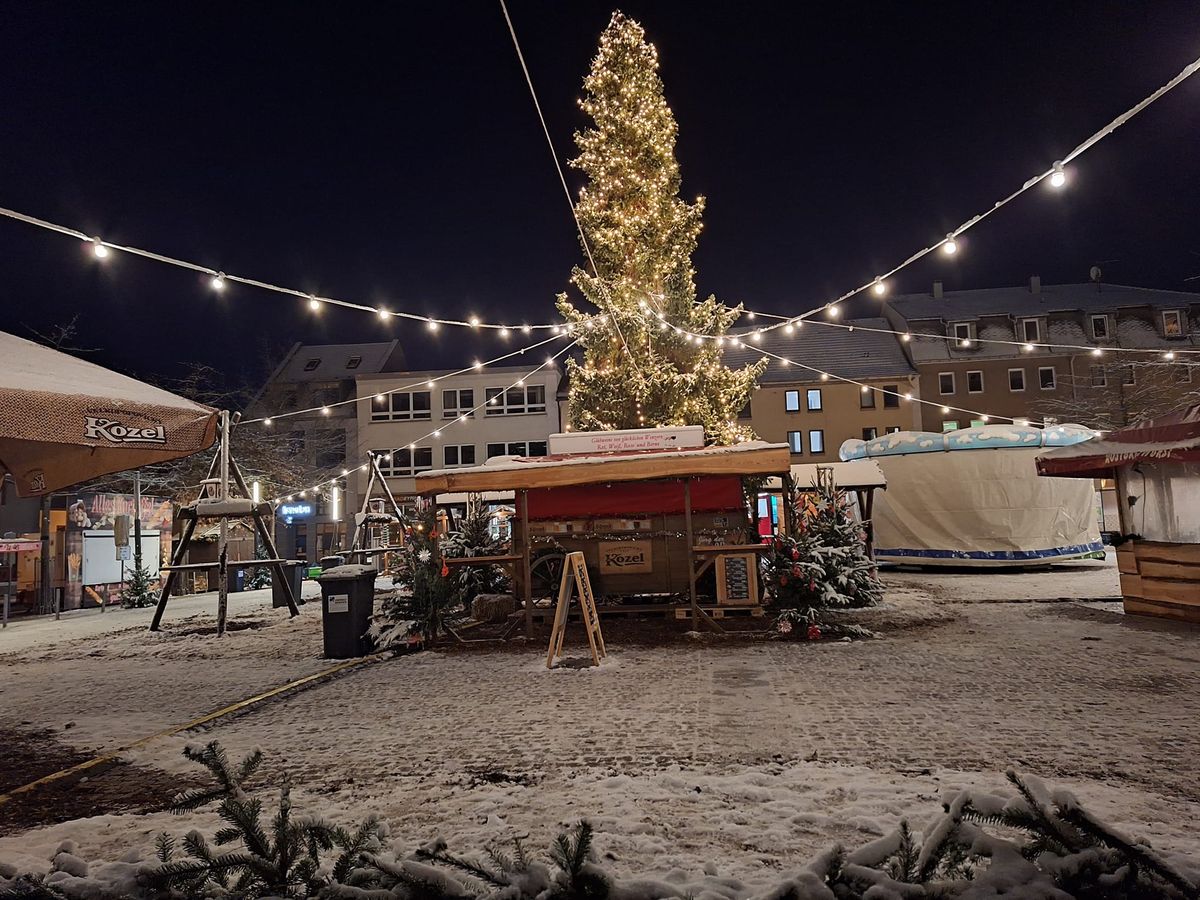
left=1090, top=266, right=1102, bottom=283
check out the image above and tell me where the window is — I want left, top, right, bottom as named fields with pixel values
left=883, top=385, right=899, bottom=409
left=486, top=442, right=534, bottom=459
left=938, top=372, right=955, bottom=395
left=443, top=444, right=476, bottom=468
left=951, top=322, right=974, bottom=345
left=345, top=356, right=362, bottom=369
left=970, top=419, right=987, bottom=428
left=1163, top=310, right=1184, bottom=337
left=1090, top=315, right=1109, bottom=340
left=942, top=420, right=959, bottom=433
left=860, top=388, right=875, bottom=409
left=1039, top=366, right=1057, bottom=390
left=785, top=390, right=800, bottom=412
left=372, top=390, right=431, bottom=422
left=485, top=384, right=547, bottom=415
left=1090, top=365, right=1106, bottom=388
left=1008, top=368, right=1026, bottom=392
left=862, top=427, right=877, bottom=441
left=1120, top=365, right=1135, bottom=386
left=885, top=426, right=901, bottom=434
left=1020, top=318, right=1041, bottom=343
left=809, top=430, right=825, bottom=454
left=377, top=446, right=434, bottom=477
left=528, top=441, right=548, bottom=457
left=806, top=389, right=822, bottom=411
left=787, top=430, right=804, bottom=454
left=442, top=389, right=475, bottom=419
left=303, top=358, right=321, bottom=372
left=966, top=371, right=984, bottom=393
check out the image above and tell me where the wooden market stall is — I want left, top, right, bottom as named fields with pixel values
left=1037, top=404, right=1200, bottom=623
left=761, top=460, right=887, bottom=556
left=414, top=436, right=793, bottom=633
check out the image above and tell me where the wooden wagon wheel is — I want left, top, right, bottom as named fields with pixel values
left=529, top=550, right=567, bottom=600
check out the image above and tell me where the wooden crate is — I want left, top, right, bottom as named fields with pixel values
left=1120, top=541, right=1200, bottom=624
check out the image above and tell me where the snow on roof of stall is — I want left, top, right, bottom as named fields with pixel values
left=415, top=440, right=792, bottom=494
left=840, top=423, right=1096, bottom=460
left=1037, top=404, right=1200, bottom=476
left=763, top=459, right=887, bottom=491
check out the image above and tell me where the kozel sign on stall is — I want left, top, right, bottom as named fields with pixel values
left=598, top=539, right=653, bottom=574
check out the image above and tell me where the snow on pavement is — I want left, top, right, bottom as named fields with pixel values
left=2, top=559, right=1198, bottom=891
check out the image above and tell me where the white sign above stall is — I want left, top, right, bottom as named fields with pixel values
left=548, top=426, right=704, bottom=456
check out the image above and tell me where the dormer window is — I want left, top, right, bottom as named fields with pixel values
left=303, top=358, right=321, bottom=372
left=950, top=322, right=975, bottom=347
left=1019, top=318, right=1041, bottom=343
left=1163, top=310, right=1185, bottom=338
left=346, top=356, right=362, bottom=369
left=1090, top=315, right=1109, bottom=340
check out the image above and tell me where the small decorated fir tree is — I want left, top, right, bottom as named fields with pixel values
left=764, top=471, right=881, bottom=637
left=556, top=12, right=765, bottom=443
left=440, top=497, right=511, bottom=606
left=120, top=561, right=158, bottom=608
left=375, top=502, right=466, bottom=647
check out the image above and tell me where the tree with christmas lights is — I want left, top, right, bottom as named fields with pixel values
left=556, top=12, right=765, bottom=444
left=764, top=471, right=882, bottom=639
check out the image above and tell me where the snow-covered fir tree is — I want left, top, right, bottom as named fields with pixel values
left=764, top=473, right=882, bottom=635
left=556, top=12, right=765, bottom=445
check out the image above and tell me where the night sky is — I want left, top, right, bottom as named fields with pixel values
left=3, top=2, right=1199, bottom=391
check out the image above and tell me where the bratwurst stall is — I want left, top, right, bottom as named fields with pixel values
left=414, top=428, right=792, bottom=632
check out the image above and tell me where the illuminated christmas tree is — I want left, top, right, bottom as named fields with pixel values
left=556, top=12, right=765, bottom=444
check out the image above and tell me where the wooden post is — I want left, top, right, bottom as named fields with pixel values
left=684, top=478, right=697, bottom=630
left=780, top=472, right=795, bottom=537
left=520, top=489, right=532, bottom=638
left=229, top=457, right=300, bottom=616
left=1115, top=468, right=1134, bottom=536
left=862, top=488, right=876, bottom=559
left=217, top=411, right=230, bottom=636
left=150, top=511, right=196, bottom=631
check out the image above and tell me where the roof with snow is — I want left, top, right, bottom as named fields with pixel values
left=272, top=341, right=405, bottom=383
left=722, top=317, right=915, bottom=384
left=888, top=282, right=1200, bottom=321
left=840, top=423, right=1095, bottom=461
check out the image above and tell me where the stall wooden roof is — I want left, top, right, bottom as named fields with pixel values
left=415, top=441, right=792, bottom=495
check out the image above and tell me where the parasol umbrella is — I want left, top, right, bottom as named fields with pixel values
left=0, top=330, right=219, bottom=497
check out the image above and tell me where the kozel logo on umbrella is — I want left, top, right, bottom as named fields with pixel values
left=85, top=416, right=167, bottom=444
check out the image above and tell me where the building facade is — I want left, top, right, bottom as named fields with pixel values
left=724, top=318, right=921, bottom=461
left=248, top=341, right=406, bottom=562
left=355, top=364, right=563, bottom=502
left=885, top=279, right=1200, bottom=433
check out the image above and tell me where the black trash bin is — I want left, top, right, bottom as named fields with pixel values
left=272, top=561, right=306, bottom=609
left=316, top=564, right=377, bottom=658
left=227, top=567, right=246, bottom=593
left=320, top=555, right=346, bottom=571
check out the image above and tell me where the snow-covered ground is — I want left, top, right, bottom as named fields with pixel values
left=3, top=554, right=1198, bottom=891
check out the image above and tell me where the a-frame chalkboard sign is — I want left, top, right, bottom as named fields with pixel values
left=545, top=551, right=607, bottom=668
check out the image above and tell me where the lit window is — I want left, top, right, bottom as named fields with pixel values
left=806, top=389, right=822, bottom=411
left=1009, top=369, right=1026, bottom=392
left=860, top=388, right=875, bottom=409
left=809, top=429, right=825, bottom=454
left=1163, top=310, right=1184, bottom=337
left=942, top=420, right=959, bottom=433
left=785, top=390, right=800, bottom=412
left=788, top=430, right=803, bottom=453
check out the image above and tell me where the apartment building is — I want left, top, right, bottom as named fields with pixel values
left=885, top=279, right=1200, bottom=433
left=248, top=341, right=406, bottom=561
left=724, top=318, right=921, bottom=461
left=355, top=364, right=563, bottom=501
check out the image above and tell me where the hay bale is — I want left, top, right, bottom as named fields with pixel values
left=471, top=593, right=516, bottom=623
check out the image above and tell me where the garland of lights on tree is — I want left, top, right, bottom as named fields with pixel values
left=556, top=12, right=765, bottom=445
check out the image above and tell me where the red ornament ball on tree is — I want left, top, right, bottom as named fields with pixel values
left=807, top=624, right=822, bottom=641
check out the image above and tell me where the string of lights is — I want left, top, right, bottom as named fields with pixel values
left=643, top=51, right=1200, bottom=337
left=794, top=316, right=1200, bottom=363
left=242, top=329, right=573, bottom=425
left=0, top=205, right=591, bottom=334
left=266, top=338, right=581, bottom=505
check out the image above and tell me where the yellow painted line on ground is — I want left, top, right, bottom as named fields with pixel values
left=0, top=652, right=391, bottom=807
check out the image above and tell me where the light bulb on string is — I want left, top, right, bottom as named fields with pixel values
left=872, top=278, right=886, bottom=296
left=1092, top=347, right=1103, bottom=357
left=942, top=234, right=958, bottom=255
left=377, top=307, right=390, bottom=320
left=263, top=418, right=273, bottom=426
left=308, top=295, right=321, bottom=311
left=427, top=320, right=439, bottom=332
left=1164, top=351, right=1176, bottom=360
left=941, top=406, right=951, bottom=413
left=1049, top=161, right=1067, bottom=189
left=91, top=238, right=109, bottom=259
left=1023, top=343, right=1035, bottom=353
left=210, top=272, right=226, bottom=292
left=500, top=328, right=510, bottom=339
left=826, top=304, right=840, bottom=318
left=469, top=316, right=481, bottom=328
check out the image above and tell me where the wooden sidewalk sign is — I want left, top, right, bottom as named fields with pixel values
left=546, top=551, right=607, bottom=668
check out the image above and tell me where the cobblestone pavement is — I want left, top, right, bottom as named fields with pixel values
left=3, top=564, right=1199, bottom=884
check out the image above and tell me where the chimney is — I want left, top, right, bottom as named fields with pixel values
left=932, top=280, right=943, bottom=299
left=1030, top=275, right=1041, bottom=294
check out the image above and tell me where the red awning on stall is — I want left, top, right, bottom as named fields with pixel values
left=526, top=476, right=744, bottom=520
left=1036, top=404, right=1200, bottom=478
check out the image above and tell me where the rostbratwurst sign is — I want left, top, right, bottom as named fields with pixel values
left=598, top=539, right=653, bottom=574
left=85, top=416, right=167, bottom=445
